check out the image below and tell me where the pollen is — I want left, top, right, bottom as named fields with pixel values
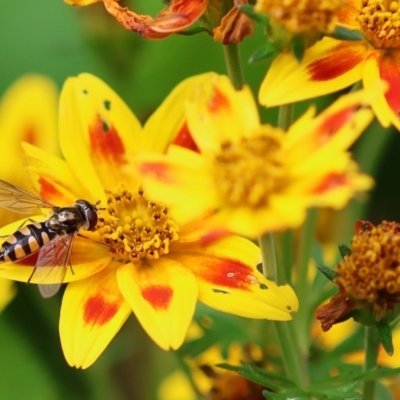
left=96, top=185, right=179, bottom=262
left=336, top=220, right=400, bottom=319
left=357, top=0, right=400, bottom=48
left=255, top=0, right=346, bottom=33
left=212, top=128, right=287, bottom=208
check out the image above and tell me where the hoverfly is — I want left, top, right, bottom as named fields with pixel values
left=0, top=179, right=100, bottom=298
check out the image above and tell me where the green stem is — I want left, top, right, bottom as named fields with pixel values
left=258, top=233, right=278, bottom=282
left=223, top=44, right=244, bottom=89
left=278, top=103, right=294, bottom=130
left=363, top=327, right=380, bottom=400
left=296, top=209, right=318, bottom=352
left=258, top=234, right=306, bottom=387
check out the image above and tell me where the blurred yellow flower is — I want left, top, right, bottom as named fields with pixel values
left=259, top=0, right=400, bottom=131
left=0, top=75, right=60, bottom=310
left=138, top=74, right=375, bottom=238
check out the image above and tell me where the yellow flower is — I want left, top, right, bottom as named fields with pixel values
left=0, top=75, right=59, bottom=225
left=255, top=0, right=346, bottom=34
left=259, top=0, right=400, bottom=131
left=137, top=75, right=374, bottom=238
left=0, top=73, right=298, bottom=369
left=0, top=75, right=60, bottom=309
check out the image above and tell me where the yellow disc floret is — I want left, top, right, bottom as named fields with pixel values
left=97, top=185, right=179, bottom=262
left=255, top=0, right=346, bottom=33
left=357, top=0, right=400, bottom=48
left=212, top=128, right=287, bottom=208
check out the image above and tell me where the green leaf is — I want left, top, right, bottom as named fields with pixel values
left=377, top=322, right=394, bottom=356
left=263, top=390, right=311, bottom=400
left=317, top=264, right=337, bottom=282
left=290, top=37, right=306, bottom=62
left=338, top=243, right=352, bottom=259
left=217, top=362, right=297, bottom=392
left=328, top=26, right=364, bottom=41
left=238, top=4, right=270, bottom=25
left=248, top=43, right=278, bottom=64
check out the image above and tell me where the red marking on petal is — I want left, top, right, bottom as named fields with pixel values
left=15, top=252, right=38, bottom=266
left=199, top=229, right=229, bottom=247
left=141, top=285, right=173, bottom=310
left=39, top=177, right=60, bottom=201
left=308, top=43, right=363, bottom=81
left=83, top=294, right=119, bottom=327
left=317, top=105, right=355, bottom=144
left=139, top=161, right=173, bottom=184
left=207, top=86, right=230, bottom=113
left=313, top=172, right=348, bottom=194
left=380, top=53, right=400, bottom=119
left=89, top=115, right=126, bottom=165
left=23, top=125, right=37, bottom=145
left=173, top=122, right=199, bottom=152
left=198, top=258, right=253, bottom=290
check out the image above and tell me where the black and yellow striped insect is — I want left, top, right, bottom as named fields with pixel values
left=0, top=179, right=99, bottom=298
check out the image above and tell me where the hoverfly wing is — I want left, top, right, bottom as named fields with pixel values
left=0, top=179, right=56, bottom=214
left=35, top=234, right=75, bottom=298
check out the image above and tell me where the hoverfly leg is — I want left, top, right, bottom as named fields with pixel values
left=77, top=232, right=108, bottom=247
left=27, top=266, right=37, bottom=284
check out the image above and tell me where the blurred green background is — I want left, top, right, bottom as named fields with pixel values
left=1, top=1, right=400, bottom=399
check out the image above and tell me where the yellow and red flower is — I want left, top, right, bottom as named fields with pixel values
left=137, top=74, right=375, bottom=238
left=259, top=0, right=400, bottom=131
left=0, top=73, right=298, bottom=369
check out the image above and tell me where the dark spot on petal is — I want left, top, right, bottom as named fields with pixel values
left=104, top=100, right=111, bottom=111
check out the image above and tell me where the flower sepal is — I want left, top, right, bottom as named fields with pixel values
left=237, top=4, right=270, bottom=25
left=338, top=243, right=352, bottom=259
left=327, top=25, right=364, bottom=41
left=248, top=42, right=278, bottom=64
left=316, top=264, right=338, bottom=283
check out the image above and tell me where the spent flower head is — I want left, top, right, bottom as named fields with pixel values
left=138, top=74, right=375, bottom=238
left=259, top=0, right=400, bottom=131
left=0, top=73, right=298, bottom=369
left=65, top=0, right=253, bottom=43
left=317, top=220, right=400, bottom=332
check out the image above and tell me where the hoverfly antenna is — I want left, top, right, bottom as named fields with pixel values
left=94, top=199, right=106, bottom=211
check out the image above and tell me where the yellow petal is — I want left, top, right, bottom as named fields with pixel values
left=117, top=259, right=198, bottom=350
left=171, top=235, right=298, bottom=320
left=60, top=262, right=131, bottom=369
left=186, top=75, right=260, bottom=153
left=22, top=143, right=94, bottom=205
left=137, top=145, right=218, bottom=224
left=59, top=73, right=142, bottom=197
left=141, top=73, right=218, bottom=154
left=259, top=38, right=367, bottom=107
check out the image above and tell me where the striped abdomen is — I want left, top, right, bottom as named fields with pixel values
left=0, top=222, right=57, bottom=262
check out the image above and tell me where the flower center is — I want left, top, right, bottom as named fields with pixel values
left=255, top=0, right=345, bottom=33
left=335, top=220, right=400, bottom=318
left=212, top=129, right=286, bottom=208
left=97, top=185, right=179, bottom=262
left=357, top=0, right=400, bottom=48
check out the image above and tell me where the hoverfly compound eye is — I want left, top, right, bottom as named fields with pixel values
left=76, top=200, right=99, bottom=231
